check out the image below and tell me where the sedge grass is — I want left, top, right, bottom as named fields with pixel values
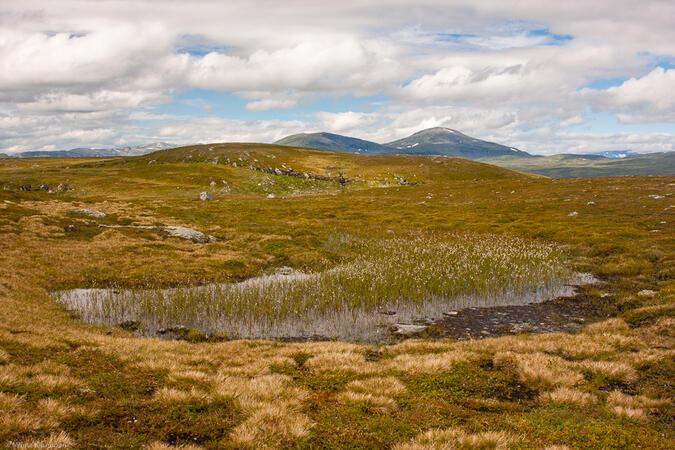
left=54, top=232, right=573, bottom=343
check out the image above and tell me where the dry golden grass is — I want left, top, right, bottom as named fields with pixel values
left=337, top=391, right=399, bottom=413
left=493, top=352, right=583, bottom=389
left=540, top=387, right=597, bottom=406
left=582, top=318, right=631, bottom=335
left=212, top=374, right=308, bottom=411
left=168, top=369, right=212, bottom=383
left=21, top=431, right=74, bottom=448
left=0, top=392, right=55, bottom=434
left=337, top=376, right=407, bottom=413
left=606, top=390, right=671, bottom=420
left=395, top=427, right=516, bottom=449
left=304, top=350, right=381, bottom=374
left=37, top=397, right=96, bottom=422
left=387, top=350, right=478, bottom=374
left=576, top=360, right=638, bottom=383
left=0, top=362, right=85, bottom=394
left=344, top=376, right=407, bottom=397
left=468, top=331, right=643, bottom=361
left=153, top=387, right=210, bottom=404
left=145, top=442, right=205, bottom=450
left=211, top=373, right=313, bottom=447
left=389, top=340, right=457, bottom=354
left=0, top=348, right=9, bottom=364
left=618, top=348, right=675, bottom=368
left=230, top=403, right=313, bottom=448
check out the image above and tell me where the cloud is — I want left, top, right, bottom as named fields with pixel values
left=316, top=111, right=383, bottom=133
left=0, top=1, right=673, bottom=154
left=581, top=67, right=675, bottom=123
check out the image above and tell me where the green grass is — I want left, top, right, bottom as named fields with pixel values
left=54, top=232, right=570, bottom=342
left=0, top=144, right=673, bottom=448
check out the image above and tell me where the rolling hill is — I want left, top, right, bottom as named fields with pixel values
left=7, top=142, right=175, bottom=158
left=479, top=152, right=675, bottom=178
left=385, top=127, right=532, bottom=158
left=274, top=132, right=392, bottom=154
left=275, top=127, right=532, bottom=159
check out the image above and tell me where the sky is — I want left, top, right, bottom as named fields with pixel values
left=1, top=0, right=674, bottom=155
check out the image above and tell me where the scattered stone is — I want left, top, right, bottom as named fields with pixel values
left=78, top=387, right=97, bottom=397
left=267, top=193, right=276, bottom=199
left=163, top=226, right=217, bottom=244
left=73, top=209, right=106, bottom=218
left=568, top=211, right=578, bottom=216
left=648, top=194, right=664, bottom=199
left=199, top=191, right=212, bottom=201
left=443, top=311, right=459, bottom=316
left=637, top=289, right=657, bottom=298
left=508, top=323, right=534, bottom=334
left=393, top=324, right=428, bottom=335
left=587, top=201, right=596, bottom=205
left=210, top=181, right=217, bottom=187
left=600, top=292, right=612, bottom=298
left=275, top=266, right=295, bottom=276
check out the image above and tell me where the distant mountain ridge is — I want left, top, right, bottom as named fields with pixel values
left=275, top=132, right=391, bottom=154
left=590, top=150, right=638, bottom=159
left=8, top=142, right=175, bottom=158
left=384, top=127, right=532, bottom=158
left=275, top=127, right=531, bottom=160
left=478, top=152, right=675, bottom=178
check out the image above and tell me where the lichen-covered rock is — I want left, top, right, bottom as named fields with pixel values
left=163, top=226, right=217, bottom=243
left=73, top=209, right=106, bottom=218
left=393, top=324, right=428, bottom=335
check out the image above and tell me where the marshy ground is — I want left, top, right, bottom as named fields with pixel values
left=0, top=144, right=673, bottom=448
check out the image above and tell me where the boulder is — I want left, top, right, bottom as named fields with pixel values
left=73, top=209, right=106, bottom=218
left=637, top=289, right=657, bottom=298
left=393, top=324, right=428, bottom=335
left=163, top=226, right=217, bottom=244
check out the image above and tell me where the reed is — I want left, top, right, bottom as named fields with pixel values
left=54, top=232, right=571, bottom=342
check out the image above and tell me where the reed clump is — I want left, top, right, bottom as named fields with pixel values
left=55, top=233, right=570, bottom=342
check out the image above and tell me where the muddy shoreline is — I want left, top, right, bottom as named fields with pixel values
left=424, top=290, right=606, bottom=340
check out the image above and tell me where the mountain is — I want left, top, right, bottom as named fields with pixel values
left=9, top=142, right=175, bottom=158
left=479, top=152, right=675, bottom=178
left=275, top=127, right=532, bottom=160
left=274, top=132, right=391, bottom=154
left=385, top=127, right=532, bottom=158
left=590, top=150, right=638, bottom=159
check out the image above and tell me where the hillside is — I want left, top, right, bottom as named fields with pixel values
left=0, top=144, right=673, bottom=448
left=275, top=127, right=532, bottom=159
left=8, top=142, right=175, bottom=158
left=385, top=127, right=532, bottom=158
left=481, top=152, right=675, bottom=178
left=274, top=132, right=391, bottom=154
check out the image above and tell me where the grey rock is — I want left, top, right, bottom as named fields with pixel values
left=163, top=226, right=217, bottom=243
left=393, top=324, right=428, bottom=335
left=73, top=209, right=106, bottom=218
left=199, top=191, right=212, bottom=201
